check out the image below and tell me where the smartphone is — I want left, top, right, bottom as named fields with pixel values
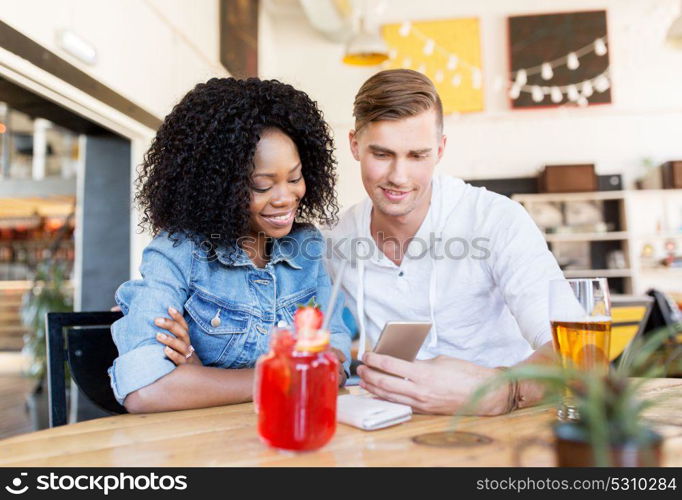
left=372, top=321, right=432, bottom=362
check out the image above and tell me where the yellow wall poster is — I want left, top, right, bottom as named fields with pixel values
left=382, top=18, right=484, bottom=114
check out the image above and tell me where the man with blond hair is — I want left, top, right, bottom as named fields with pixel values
left=326, top=69, right=564, bottom=415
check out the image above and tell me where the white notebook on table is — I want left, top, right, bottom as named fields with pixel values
left=337, top=394, right=412, bottom=431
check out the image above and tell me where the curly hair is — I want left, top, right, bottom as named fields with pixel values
left=136, top=77, right=339, bottom=247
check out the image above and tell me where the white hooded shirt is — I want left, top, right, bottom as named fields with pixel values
left=324, top=175, right=564, bottom=367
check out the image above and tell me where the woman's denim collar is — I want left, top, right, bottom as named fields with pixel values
left=213, top=235, right=304, bottom=270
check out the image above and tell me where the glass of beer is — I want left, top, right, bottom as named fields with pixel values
left=549, top=278, right=612, bottom=421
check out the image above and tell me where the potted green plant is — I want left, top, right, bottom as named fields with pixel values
left=465, top=325, right=681, bottom=467
left=21, top=260, right=73, bottom=430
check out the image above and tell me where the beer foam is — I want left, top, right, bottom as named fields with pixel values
left=550, top=315, right=611, bottom=323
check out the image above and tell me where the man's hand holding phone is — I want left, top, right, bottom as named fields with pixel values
left=357, top=353, right=508, bottom=416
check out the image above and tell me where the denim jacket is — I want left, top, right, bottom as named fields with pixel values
left=108, top=225, right=351, bottom=405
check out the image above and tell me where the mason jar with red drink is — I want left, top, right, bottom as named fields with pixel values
left=254, top=301, right=339, bottom=451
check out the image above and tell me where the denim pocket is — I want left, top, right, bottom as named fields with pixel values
left=278, top=287, right=317, bottom=324
left=184, top=289, right=251, bottom=366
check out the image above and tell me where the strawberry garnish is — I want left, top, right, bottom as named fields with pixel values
left=293, top=298, right=323, bottom=331
left=293, top=299, right=329, bottom=352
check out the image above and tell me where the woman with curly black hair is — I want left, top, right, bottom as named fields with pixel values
left=108, top=78, right=351, bottom=413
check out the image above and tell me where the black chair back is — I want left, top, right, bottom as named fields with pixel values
left=46, top=311, right=125, bottom=427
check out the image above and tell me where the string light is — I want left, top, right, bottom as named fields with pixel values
left=512, top=38, right=607, bottom=79
left=594, top=74, right=610, bottom=92
left=550, top=86, right=563, bottom=103
left=509, top=37, right=609, bottom=105
left=594, top=38, right=608, bottom=56
left=399, top=21, right=411, bottom=37
left=510, top=71, right=609, bottom=104
left=566, top=52, right=580, bottom=70
left=567, top=84, right=579, bottom=101
left=541, top=63, right=554, bottom=80
left=390, top=20, right=609, bottom=104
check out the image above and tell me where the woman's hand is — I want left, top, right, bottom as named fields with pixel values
left=330, top=347, right=348, bottom=387
left=154, top=306, right=202, bottom=366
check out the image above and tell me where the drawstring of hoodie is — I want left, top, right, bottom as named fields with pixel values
left=356, top=243, right=368, bottom=360
left=427, top=255, right=438, bottom=350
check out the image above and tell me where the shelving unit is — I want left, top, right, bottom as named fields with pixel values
left=0, top=210, right=75, bottom=282
left=512, top=189, right=682, bottom=295
left=563, top=269, right=632, bottom=278
left=544, top=231, right=629, bottom=242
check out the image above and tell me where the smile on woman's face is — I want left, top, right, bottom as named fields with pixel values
left=248, top=128, right=306, bottom=239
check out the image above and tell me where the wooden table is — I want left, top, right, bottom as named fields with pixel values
left=1, top=380, right=681, bottom=467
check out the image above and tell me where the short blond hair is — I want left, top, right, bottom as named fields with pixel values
left=353, top=69, right=443, bottom=132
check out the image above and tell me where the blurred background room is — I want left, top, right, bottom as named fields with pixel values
left=1, top=0, right=681, bottom=438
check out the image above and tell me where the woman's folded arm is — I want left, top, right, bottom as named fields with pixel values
left=123, top=365, right=254, bottom=413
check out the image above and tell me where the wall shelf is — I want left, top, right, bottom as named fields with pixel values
left=513, top=191, right=626, bottom=203
left=633, top=232, right=682, bottom=240
left=640, top=267, right=682, bottom=273
left=544, top=231, right=629, bottom=242
left=514, top=189, right=682, bottom=204
left=563, top=269, right=632, bottom=278
left=513, top=189, right=682, bottom=295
